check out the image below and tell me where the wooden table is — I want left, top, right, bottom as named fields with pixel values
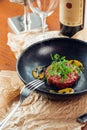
left=0, top=0, right=59, bottom=71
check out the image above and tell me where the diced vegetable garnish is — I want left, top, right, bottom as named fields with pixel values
left=58, top=87, right=74, bottom=94
left=32, top=66, right=45, bottom=79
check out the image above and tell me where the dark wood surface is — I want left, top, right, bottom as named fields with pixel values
left=0, top=0, right=59, bottom=71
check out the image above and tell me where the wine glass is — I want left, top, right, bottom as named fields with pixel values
left=9, top=0, right=31, bottom=32
left=27, top=0, right=59, bottom=39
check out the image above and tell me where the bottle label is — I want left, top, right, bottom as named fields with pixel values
left=60, top=0, right=84, bottom=26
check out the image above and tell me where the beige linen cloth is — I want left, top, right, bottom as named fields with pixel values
left=0, top=30, right=87, bottom=130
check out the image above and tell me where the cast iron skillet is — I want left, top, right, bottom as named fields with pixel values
left=16, top=37, right=87, bottom=100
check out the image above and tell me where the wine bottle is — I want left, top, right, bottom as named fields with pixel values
left=59, top=0, right=85, bottom=37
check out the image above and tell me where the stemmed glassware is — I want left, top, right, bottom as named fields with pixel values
left=23, top=0, right=31, bottom=31
left=27, top=0, right=59, bottom=39
left=9, top=0, right=30, bottom=32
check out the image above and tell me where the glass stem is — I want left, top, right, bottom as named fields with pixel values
left=40, top=14, right=46, bottom=39
left=24, top=0, right=31, bottom=32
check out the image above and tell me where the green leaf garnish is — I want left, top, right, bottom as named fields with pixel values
left=48, top=54, right=82, bottom=81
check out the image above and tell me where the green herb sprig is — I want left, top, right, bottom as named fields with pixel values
left=48, top=54, right=81, bottom=81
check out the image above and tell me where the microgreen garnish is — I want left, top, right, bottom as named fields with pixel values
left=48, top=54, right=82, bottom=81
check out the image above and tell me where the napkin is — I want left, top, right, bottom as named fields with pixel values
left=0, top=71, right=86, bottom=130
left=1, top=30, right=87, bottom=130
left=72, top=28, right=87, bottom=42
left=7, top=31, right=65, bottom=58
left=0, top=71, right=24, bottom=120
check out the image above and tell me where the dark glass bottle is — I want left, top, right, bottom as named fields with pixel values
left=59, top=0, right=85, bottom=37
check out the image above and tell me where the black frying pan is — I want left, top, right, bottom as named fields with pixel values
left=16, top=37, right=87, bottom=100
